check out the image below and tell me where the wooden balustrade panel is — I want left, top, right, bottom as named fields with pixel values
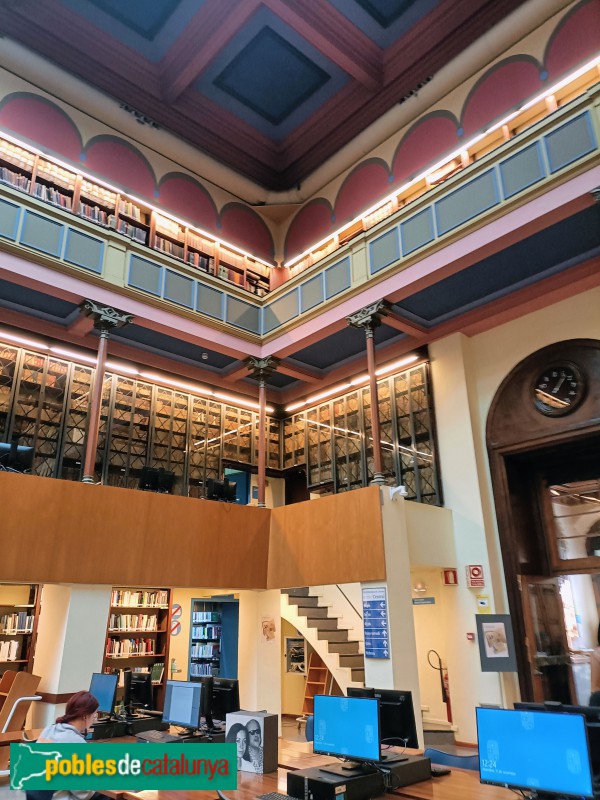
left=268, top=485, right=386, bottom=588
left=0, top=473, right=270, bottom=588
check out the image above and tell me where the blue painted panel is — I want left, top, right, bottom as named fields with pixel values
left=0, top=197, right=21, bottom=241
left=20, top=211, right=64, bottom=257
left=164, top=269, right=195, bottom=308
left=226, top=296, right=260, bottom=333
left=544, top=112, right=596, bottom=173
left=128, top=254, right=162, bottom=296
left=325, top=257, right=351, bottom=299
left=499, top=142, right=545, bottom=200
left=196, top=283, right=224, bottom=320
left=369, top=227, right=400, bottom=274
left=400, top=207, right=434, bottom=256
left=64, top=228, right=104, bottom=273
left=263, top=289, right=299, bottom=333
left=300, top=274, right=324, bottom=313
left=435, top=170, right=499, bottom=236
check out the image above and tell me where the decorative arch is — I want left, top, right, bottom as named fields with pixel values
left=391, top=112, right=458, bottom=186
left=158, top=173, right=218, bottom=232
left=83, top=135, right=157, bottom=200
left=0, top=93, right=82, bottom=161
left=284, top=198, right=334, bottom=262
left=333, top=159, right=390, bottom=226
left=544, top=0, right=600, bottom=81
left=219, top=203, right=275, bottom=264
left=461, top=56, right=542, bottom=138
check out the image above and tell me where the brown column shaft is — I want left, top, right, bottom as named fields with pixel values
left=257, top=378, right=267, bottom=507
left=365, top=328, right=384, bottom=478
left=82, top=328, right=109, bottom=483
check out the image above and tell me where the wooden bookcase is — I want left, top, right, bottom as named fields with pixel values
left=103, top=587, right=171, bottom=710
left=0, top=135, right=272, bottom=295
left=0, top=584, right=41, bottom=677
left=301, top=651, right=331, bottom=716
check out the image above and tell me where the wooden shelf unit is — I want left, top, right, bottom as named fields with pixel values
left=0, top=584, right=41, bottom=677
left=301, top=651, right=332, bottom=716
left=0, top=135, right=272, bottom=295
left=102, top=587, right=171, bottom=710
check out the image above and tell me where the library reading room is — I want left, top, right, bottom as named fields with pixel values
left=0, top=1, right=599, bottom=799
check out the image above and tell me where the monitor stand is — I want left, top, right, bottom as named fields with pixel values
left=379, top=751, right=409, bottom=764
left=319, top=762, right=378, bottom=778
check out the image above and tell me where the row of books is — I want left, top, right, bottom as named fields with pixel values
left=119, top=200, right=145, bottom=221
left=191, top=643, right=219, bottom=658
left=189, top=662, right=218, bottom=677
left=192, top=611, right=220, bottom=623
left=0, top=639, right=21, bottom=661
left=187, top=252, right=213, bottom=271
left=110, top=662, right=165, bottom=684
left=115, top=219, right=148, bottom=243
left=34, top=183, right=72, bottom=208
left=0, top=612, right=34, bottom=633
left=108, top=613, right=159, bottom=631
left=0, top=167, right=30, bottom=191
left=154, top=237, right=184, bottom=259
left=192, top=625, right=221, bottom=639
left=106, top=637, right=156, bottom=657
left=79, top=202, right=110, bottom=224
left=111, top=589, right=168, bottom=607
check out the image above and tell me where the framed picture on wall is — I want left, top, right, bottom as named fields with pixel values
left=476, top=613, right=517, bottom=672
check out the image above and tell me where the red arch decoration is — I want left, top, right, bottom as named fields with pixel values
left=334, top=159, right=390, bottom=225
left=159, top=173, right=218, bottom=232
left=391, top=113, right=458, bottom=186
left=219, top=203, right=275, bottom=264
left=545, top=0, right=600, bottom=80
left=461, top=57, right=541, bottom=138
left=284, top=199, right=333, bottom=262
left=84, top=136, right=156, bottom=199
left=0, top=93, right=82, bottom=161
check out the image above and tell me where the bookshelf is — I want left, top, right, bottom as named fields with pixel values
left=0, top=584, right=41, bottom=676
left=103, top=587, right=171, bottom=710
left=188, top=597, right=239, bottom=681
left=301, top=651, right=330, bottom=716
left=0, top=135, right=272, bottom=295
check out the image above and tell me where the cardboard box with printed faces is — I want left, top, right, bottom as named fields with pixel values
left=225, top=710, right=278, bottom=774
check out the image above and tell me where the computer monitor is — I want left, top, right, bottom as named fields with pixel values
left=211, top=677, right=240, bottom=722
left=0, top=442, right=34, bottom=473
left=123, top=670, right=153, bottom=716
left=205, top=478, right=237, bottom=503
left=477, top=707, right=594, bottom=799
left=196, top=675, right=216, bottom=730
left=313, top=695, right=381, bottom=771
left=347, top=687, right=418, bottom=749
left=162, top=680, right=203, bottom=732
left=89, top=672, right=118, bottom=717
left=138, top=466, right=175, bottom=493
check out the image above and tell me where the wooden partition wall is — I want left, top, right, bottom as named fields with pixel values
left=0, top=474, right=386, bottom=589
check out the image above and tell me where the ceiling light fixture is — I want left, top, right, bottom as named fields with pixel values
left=0, top=331, right=49, bottom=350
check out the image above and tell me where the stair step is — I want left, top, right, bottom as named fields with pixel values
left=282, top=587, right=310, bottom=597
left=351, top=668, right=365, bottom=682
left=339, top=654, right=364, bottom=668
left=306, top=618, right=340, bottom=630
left=317, top=629, right=350, bottom=642
left=297, top=606, right=329, bottom=618
left=286, top=596, right=319, bottom=607
left=327, top=642, right=360, bottom=655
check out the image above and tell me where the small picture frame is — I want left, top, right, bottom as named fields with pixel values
left=476, top=614, right=517, bottom=672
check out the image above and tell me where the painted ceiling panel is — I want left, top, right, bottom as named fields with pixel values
left=0, top=279, right=77, bottom=320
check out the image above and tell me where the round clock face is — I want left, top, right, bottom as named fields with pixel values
left=533, top=362, right=586, bottom=416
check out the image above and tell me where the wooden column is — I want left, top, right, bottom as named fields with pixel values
left=347, top=300, right=388, bottom=486
left=80, top=300, right=133, bottom=484
left=245, top=357, right=279, bottom=507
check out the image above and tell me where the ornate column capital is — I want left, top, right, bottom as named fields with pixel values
left=346, top=299, right=389, bottom=336
left=245, top=356, right=279, bottom=384
left=79, top=299, right=134, bottom=331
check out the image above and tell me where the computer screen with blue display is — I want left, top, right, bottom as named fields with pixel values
left=476, top=707, right=594, bottom=799
left=313, top=695, right=380, bottom=768
left=162, top=680, right=202, bottom=731
left=89, top=672, right=118, bottom=716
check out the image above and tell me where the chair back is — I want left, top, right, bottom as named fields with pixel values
left=0, top=672, right=42, bottom=732
left=423, top=746, right=479, bottom=771
left=0, top=670, right=19, bottom=710
left=305, top=715, right=314, bottom=742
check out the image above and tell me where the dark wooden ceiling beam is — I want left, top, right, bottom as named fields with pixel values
left=383, top=311, right=427, bottom=338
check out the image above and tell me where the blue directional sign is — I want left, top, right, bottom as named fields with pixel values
left=362, top=587, right=390, bottom=659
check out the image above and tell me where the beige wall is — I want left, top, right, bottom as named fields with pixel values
left=281, top=619, right=306, bottom=716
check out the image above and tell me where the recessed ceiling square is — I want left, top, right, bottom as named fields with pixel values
left=354, top=0, right=417, bottom=28
left=85, top=0, right=181, bottom=40
left=214, top=26, right=331, bottom=125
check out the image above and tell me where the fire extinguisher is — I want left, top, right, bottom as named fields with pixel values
left=428, top=649, right=453, bottom=724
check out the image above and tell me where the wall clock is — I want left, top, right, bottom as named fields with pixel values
left=532, top=362, right=586, bottom=416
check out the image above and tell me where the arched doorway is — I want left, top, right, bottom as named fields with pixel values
left=487, top=339, right=600, bottom=703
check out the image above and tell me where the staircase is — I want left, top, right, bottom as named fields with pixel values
left=281, top=587, right=365, bottom=692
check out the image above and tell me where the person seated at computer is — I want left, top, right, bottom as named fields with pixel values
left=38, top=690, right=108, bottom=800
left=226, top=722, right=248, bottom=770
left=245, top=719, right=263, bottom=773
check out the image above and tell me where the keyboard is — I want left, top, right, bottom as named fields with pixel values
left=258, top=793, right=302, bottom=800
left=136, top=729, right=182, bottom=743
